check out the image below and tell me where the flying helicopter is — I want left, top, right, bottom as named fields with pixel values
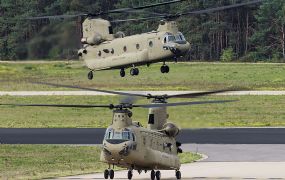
left=27, top=0, right=263, bottom=80
left=0, top=82, right=237, bottom=180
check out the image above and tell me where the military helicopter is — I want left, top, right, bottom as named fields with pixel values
left=28, top=0, right=263, bottom=79
left=0, top=82, right=237, bottom=180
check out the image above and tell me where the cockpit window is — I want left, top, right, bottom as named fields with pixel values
left=175, top=32, right=186, bottom=41
left=104, top=128, right=135, bottom=142
left=163, top=32, right=186, bottom=44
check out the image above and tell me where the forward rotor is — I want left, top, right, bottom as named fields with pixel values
left=0, top=81, right=239, bottom=110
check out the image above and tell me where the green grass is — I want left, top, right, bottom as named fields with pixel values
left=0, top=61, right=285, bottom=90
left=179, top=152, right=202, bottom=163
left=0, top=145, right=200, bottom=180
left=0, top=145, right=104, bottom=180
left=0, top=95, right=284, bottom=128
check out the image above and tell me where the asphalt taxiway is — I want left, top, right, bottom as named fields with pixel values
left=2, top=128, right=285, bottom=179
left=1, top=128, right=285, bottom=144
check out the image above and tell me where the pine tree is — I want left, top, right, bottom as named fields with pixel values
left=250, top=0, right=285, bottom=61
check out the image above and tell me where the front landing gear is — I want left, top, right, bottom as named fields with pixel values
left=104, top=169, right=114, bottom=179
left=87, top=71, right=93, bottom=80
left=150, top=170, right=161, bottom=180
left=127, top=170, right=133, bottom=179
left=120, top=68, right=126, bottom=77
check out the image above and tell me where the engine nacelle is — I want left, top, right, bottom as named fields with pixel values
left=81, top=33, right=104, bottom=45
left=162, top=122, right=180, bottom=137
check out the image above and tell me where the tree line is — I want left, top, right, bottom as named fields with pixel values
left=0, top=0, right=284, bottom=62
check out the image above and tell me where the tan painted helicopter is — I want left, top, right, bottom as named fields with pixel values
left=0, top=82, right=236, bottom=180
left=28, top=0, right=263, bottom=79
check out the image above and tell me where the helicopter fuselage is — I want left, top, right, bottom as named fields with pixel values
left=83, top=31, right=190, bottom=71
left=79, top=19, right=190, bottom=74
left=100, top=125, right=180, bottom=170
left=100, top=109, right=181, bottom=171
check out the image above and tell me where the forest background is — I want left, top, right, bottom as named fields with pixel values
left=0, top=0, right=284, bottom=62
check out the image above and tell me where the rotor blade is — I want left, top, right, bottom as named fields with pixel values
left=0, top=103, right=112, bottom=108
left=165, top=89, right=237, bottom=99
left=181, top=0, right=263, bottom=16
left=32, top=82, right=149, bottom=98
left=26, top=14, right=86, bottom=20
left=134, top=100, right=236, bottom=108
left=107, top=0, right=187, bottom=14
left=27, top=0, right=185, bottom=20
left=111, top=15, right=165, bottom=23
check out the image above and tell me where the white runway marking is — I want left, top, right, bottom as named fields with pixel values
left=1, top=91, right=285, bottom=96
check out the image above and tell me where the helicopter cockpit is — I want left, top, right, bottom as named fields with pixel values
left=163, top=32, right=187, bottom=44
left=104, top=128, right=136, bottom=144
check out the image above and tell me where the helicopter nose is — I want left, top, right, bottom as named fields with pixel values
left=164, top=41, right=190, bottom=56
left=104, top=143, right=132, bottom=157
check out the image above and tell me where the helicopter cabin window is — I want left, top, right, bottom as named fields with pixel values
left=164, top=37, right=167, bottom=43
left=149, top=41, right=153, bottom=47
left=136, top=44, right=140, bottom=50
left=123, top=46, right=127, bottom=52
left=111, top=48, right=114, bottom=54
left=148, top=114, right=155, bottom=124
left=109, top=26, right=113, bottom=34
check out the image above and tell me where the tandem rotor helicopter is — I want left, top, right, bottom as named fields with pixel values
left=0, top=82, right=237, bottom=179
left=28, top=0, right=263, bottom=79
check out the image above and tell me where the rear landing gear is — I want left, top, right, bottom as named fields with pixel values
left=87, top=71, right=93, bottom=80
left=151, top=170, right=156, bottom=180
left=176, top=170, right=181, bottom=179
left=155, top=171, right=161, bottom=180
left=130, top=68, right=139, bottom=76
left=160, top=65, right=170, bottom=74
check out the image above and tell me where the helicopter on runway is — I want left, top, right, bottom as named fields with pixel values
left=0, top=82, right=236, bottom=180
left=27, top=0, right=263, bottom=79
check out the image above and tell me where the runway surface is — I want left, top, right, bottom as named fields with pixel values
left=1, top=128, right=285, bottom=144
left=57, top=162, right=285, bottom=179
left=1, top=91, right=285, bottom=96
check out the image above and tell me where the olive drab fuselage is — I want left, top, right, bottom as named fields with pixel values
left=100, top=108, right=181, bottom=171
left=78, top=18, right=190, bottom=71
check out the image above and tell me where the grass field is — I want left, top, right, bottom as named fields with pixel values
left=0, top=95, right=284, bottom=128
left=0, top=145, right=200, bottom=180
left=0, top=61, right=285, bottom=90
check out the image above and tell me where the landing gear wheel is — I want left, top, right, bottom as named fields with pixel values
left=130, top=68, right=139, bottom=76
left=160, top=66, right=165, bottom=73
left=164, top=65, right=170, bottom=73
left=150, top=170, right=156, bottom=180
left=176, top=170, right=181, bottom=180
left=104, top=169, right=109, bottom=179
left=120, top=69, right=126, bottom=77
left=160, top=65, right=170, bottom=74
left=155, top=171, right=161, bottom=180
left=109, top=169, right=114, bottom=179
left=88, top=71, right=93, bottom=80
left=134, top=68, right=139, bottom=75
left=127, top=170, right=133, bottom=180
